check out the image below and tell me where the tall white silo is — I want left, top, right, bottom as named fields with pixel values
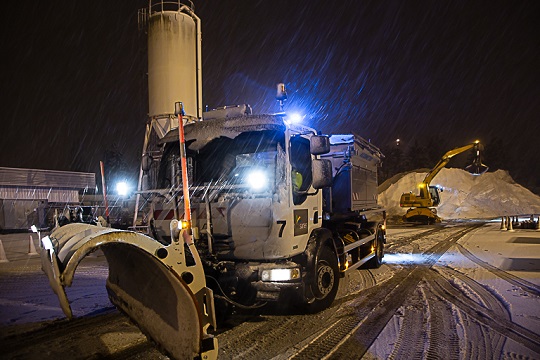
left=141, top=1, right=202, bottom=137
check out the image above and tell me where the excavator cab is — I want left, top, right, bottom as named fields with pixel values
left=428, top=186, right=441, bottom=206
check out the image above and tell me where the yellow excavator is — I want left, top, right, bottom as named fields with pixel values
left=399, top=140, right=488, bottom=224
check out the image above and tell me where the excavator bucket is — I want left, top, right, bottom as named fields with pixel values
left=465, top=143, right=488, bottom=175
left=465, top=161, right=489, bottom=175
left=40, top=223, right=217, bottom=360
left=465, top=140, right=489, bottom=175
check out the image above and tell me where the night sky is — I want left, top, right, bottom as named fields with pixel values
left=1, top=1, right=538, bottom=191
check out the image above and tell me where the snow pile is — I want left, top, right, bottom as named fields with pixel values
left=379, top=168, right=540, bottom=220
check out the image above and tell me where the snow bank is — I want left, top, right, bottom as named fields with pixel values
left=379, top=168, right=540, bottom=220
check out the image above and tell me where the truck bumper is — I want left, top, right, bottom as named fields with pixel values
left=234, top=261, right=304, bottom=302
left=252, top=280, right=303, bottom=301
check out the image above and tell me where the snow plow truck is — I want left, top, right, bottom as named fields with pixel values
left=40, top=2, right=386, bottom=359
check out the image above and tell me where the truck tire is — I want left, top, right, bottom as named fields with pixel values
left=305, top=245, right=339, bottom=313
left=366, top=229, right=384, bottom=268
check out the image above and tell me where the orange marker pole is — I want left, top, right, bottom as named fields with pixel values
left=99, top=161, right=110, bottom=223
left=175, top=102, right=192, bottom=234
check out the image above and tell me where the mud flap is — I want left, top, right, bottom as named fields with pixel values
left=40, top=223, right=217, bottom=360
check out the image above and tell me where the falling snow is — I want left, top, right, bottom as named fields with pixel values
left=0, top=1, right=538, bottom=193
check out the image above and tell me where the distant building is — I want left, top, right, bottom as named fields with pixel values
left=0, top=167, right=95, bottom=230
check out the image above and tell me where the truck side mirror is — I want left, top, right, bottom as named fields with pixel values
left=312, top=159, right=333, bottom=189
left=310, top=135, right=330, bottom=155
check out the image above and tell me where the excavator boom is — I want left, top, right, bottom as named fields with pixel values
left=422, top=140, right=487, bottom=187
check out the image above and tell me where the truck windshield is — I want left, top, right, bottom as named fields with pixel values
left=195, top=130, right=285, bottom=188
left=158, top=130, right=284, bottom=190
left=227, top=151, right=277, bottom=190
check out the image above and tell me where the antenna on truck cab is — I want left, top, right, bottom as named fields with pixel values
left=276, top=83, right=287, bottom=112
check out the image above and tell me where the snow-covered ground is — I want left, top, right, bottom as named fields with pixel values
left=367, top=222, right=540, bottom=359
left=1, top=221, right=539, bottom=358
left=446, top=223, right=540, bottom=332
left=379, top=168, right=540, bottom=220
left=0, top=234, right=111, bottom=329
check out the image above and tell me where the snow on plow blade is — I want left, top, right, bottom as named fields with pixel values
left=40, top=223, right=217, bottom=360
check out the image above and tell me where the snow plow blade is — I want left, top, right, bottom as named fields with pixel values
left=40, top=223, right=217, bottom=360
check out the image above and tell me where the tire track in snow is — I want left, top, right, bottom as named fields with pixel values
left=224, top=317, right=297, bottom=359
left=357, top=268, right=377, bottom=289
left=291, top=272, right=414, bottom=360
left=0, top=309, right=151, bottom=358
left=424, top=284, right=460, bottom=360
left=428, top=269, right=540, bottom=355
left=435, top=266, right=510, bottom=359
left=217, top=316, right=294, bottom=359
left=219, top=303, right=342, bottom=360
left=455, top=243, right=540, bottom=297
left=385, top=227, right=444, bottom=253
left=387, top=286, right=429, bottom=360
left=439, top=265, right=514, bottom=318
left=295, top=224, right=483, bottom=360
left=270, top=268, right=391, bottom=360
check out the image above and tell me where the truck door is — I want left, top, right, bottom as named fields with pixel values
left=290, top=136, right=312, bottom=205
left=287, top=135, right=322, bottom=252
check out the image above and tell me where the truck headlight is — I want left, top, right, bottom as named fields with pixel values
left=246, top=170, right=268, bottom=190
left=260, top=268, right=301, bottom=282
left=288, top=112, right=304, bottom=124
left=116, top=181, right=130, bottom=196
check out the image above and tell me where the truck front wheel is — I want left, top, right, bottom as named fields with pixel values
left=304, top=245, right=339, bottom=313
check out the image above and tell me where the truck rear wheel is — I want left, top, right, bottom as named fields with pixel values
left=305, top=245, right=339, bottom=313
left=366, top=230, right=384, bottom=268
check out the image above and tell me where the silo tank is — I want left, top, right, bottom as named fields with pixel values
left=148, top=11, right=198, bottom=120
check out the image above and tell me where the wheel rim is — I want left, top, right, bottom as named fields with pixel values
left=316, top=262, right=334, bottom=297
